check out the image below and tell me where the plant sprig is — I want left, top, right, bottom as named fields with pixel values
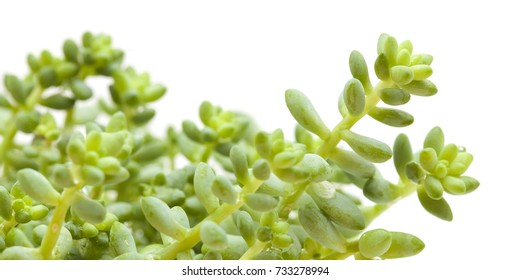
left=0, top=32, right=479, bottom=260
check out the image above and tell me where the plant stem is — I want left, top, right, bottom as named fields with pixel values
left=0, top=85, right=43, bottom=165
left=277, top=182, right=308, bottom=218
left=0, top=114, right=18, bottom=165
left=39, top=185, right=81, bottom=259
left=316, top=81, right=391, bottom=158
left=0, top=218, right=17, bottom=237
left=156, top=177, right=263, bottom=259
left=274, top=81, right=391, bottom=222
left=239, top=240, right=267, bottom=260
left=64, top=108, right=74, bottom=132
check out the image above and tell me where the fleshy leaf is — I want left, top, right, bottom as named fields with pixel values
left=285, top=89, right=331, bottom=139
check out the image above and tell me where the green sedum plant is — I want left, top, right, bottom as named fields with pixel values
left=0, top=32, right=479, bottom=260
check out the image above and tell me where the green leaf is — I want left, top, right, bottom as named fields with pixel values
left=0, top=95, right=12, bottom=108
left=411, top=65, right=433, bottom=80
left=441, top=176, right=466, bottom=195
left=340, top=130, right=392, bottom=163
left=63, top=39, right=79, bottom=62
left=379, top=88, right=410, bottom=105
left=405, top=161, right=426, bottom=183
left=377, top=34, right=398, bottom=67
left=141, top=197, right=189, bottom=241
left=38, top=66, right=58, bottom=88
left=285, top=89, right=330, bottom=139
left=54, top=227, right=73, bottom=259
left=142, top=84, right=166, bottom=103
left=81, top=165, right=105, bottom=186
left=17, top=168, right=60, bottom=206
left=230, top=145, right=250, bottom=185
left=55, top=62, right=79, bottom=80
left=0, top=186, right=13, bottom=220
left=66, top=135, right=86, bottom=164
left=368, top=107, right=414, bottom=127
left=293, top=154, right=332, bottom=182
left=380, top=232, right=425, bottom=259
left=402, top=80, right=437, bottom=96
left=5, top=228, right=33, bottom=247
left=4, top=74, right=27, bottom=104
left=199, top=101, right=215, bottom=125
left=424, top=126, right=444, bottom=153
left=298, top=203, right=347, bottom=252
left=71, top=193, right=106, bottom=224
left=363, top=177, right=399, bottom=203
left=110, top=221, right=137, bottom=256
left=397, top=49, right=411, bottom=65
left=252, top=159, right=271, bottom=181
left=309, top=183, right=365, bottom=230
left=0, top=247, right=42, bottom=260
left=349, top=50, right=371, bottom=90
left=295, top=125, right=315, bottom=152
left=30, top=205, right=49, bottom=220
left=342, top=79, right=366, bottom=116
left=393, top=134, right=413, bottom=179
left=200, top=221, right=228, bottom=251
left=449, top=152, right=473, bottom=176
left=461, top=176, right=480, bottom=194
left=182, top=120, right=202, bottom=142
left=411, top=54, right=433, bottom=65
left=398, top=40, right=413, bottom=53
left=194, top=163, right=219, bottom=213
left=419, top=148, right=438, bottom=172
left=51, top=164, right=74, bottom=189
left=359, top=229, right=392, bottom=258
left=439, top=143, right=458, bottom=163
left=16, top=111, right=40, bottom=133
left=97, top=157, right=122, bottom=175
left=255, top=131, right=271, bottom=159
left=131, top=108, right=155, bottom=125
left=424, top=175, right=443, bottom=200
left=391, top=65, right=414, bottom=85
left=70, top=79, right=93, bottom=100
left=212, top=175, right=238, bottom=205
left=27, top=54, right=40, bottom=72
left=329, top=148, right=375, bottom=179
left=374, top=53, right=390, bottom=81
left=234, top=211, right=256, bottom=246
left=417, top=185, right=453, bottom=221
left=246, top=193, right=278, bottom=212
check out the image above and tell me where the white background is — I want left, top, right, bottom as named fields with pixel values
left=0, top=0, right=508, bottom=279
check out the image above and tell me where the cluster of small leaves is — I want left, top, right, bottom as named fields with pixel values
left=0, top=33, right=479, bottom=260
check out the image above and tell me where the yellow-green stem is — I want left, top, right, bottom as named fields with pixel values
left=157, top=177, right=263, bottom=260
left=278, top=182, right=308, bottom=218
left=239, top=240, right=268, bottom=260
left=0, top=115, right=18, bottom=165
left=316, top=81, right=390, bottom=158
left=0, top=218, right=17, bottom=237
left=39, top=186, right=80, bottom=259
left=0, top=85, right=43, bottom=165
left=276, top=81, right=390, bottom=223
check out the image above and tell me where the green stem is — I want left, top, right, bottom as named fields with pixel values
left=239, top=240, right=268, bottom=260
left=274, top=81, right=391, bottom=221
left=277, top=182, right=309, bottom=218
left=64, top=108, right=74, bottom=132
left=0, top=85, right=44, bottom=165
left=156, top=177, right=263, bottom=260
left=0, top=218, right=17, bottom=237
left=39, top=185, right=81, bottom=259
left=316, top=81, right=391, bottom=158
left=360, top=180, right=419, bottom=229
left=0, top=113, right=18, bottom=165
